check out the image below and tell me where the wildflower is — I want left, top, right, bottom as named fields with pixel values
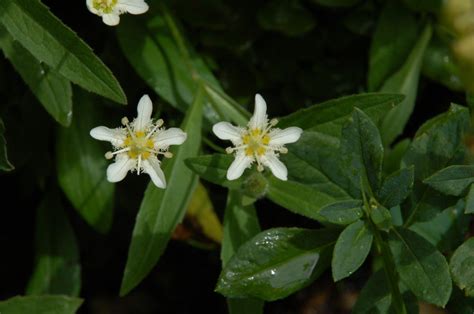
left=86, top=0, right=149, bottom=26
left=90, top=95, right=187, bottom=188
left=212, top=94, right=302, bottom=181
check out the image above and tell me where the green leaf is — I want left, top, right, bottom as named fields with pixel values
left=117, top=12, right=243, bottom=125
left=278, top=93, right=404, bottom=138
left=450, top=238, right=474, bottom=297
left=120, top=88, right=204, bottom=296
left=257, top=0, right=316, bottom=36
left=465, top=184, right=474, bottom=214
left=353, top=270, right=419, bottom=314
left=57, top=91, right=114, bottom=233
left=332, top=220, right=373, bottom=281
left=0, top=295, right=82, bottom=314
left=0, top=116, right=14, bottom=171
left=410, top=200, right=468, bottom=252
left=26, top=192, right=80, bottom=296
left=222, top=191, right=264, bottom=314
left=340, top=108, right=384, bottom=193
left=0, top=26, right=72, bottom=126
left=319, top=200, right=363, bottom=225
left=368, top=0, right=419, bottom=91
left=370, top=204, right=393, bottom=231
left=0, top=0, right=126, bottom=103
left=217, top=228, right=338, bottom=301
left=402, top=104, right=470, bottom=224
left=377, top=166, right=414, bottom=208
left=383, top=139, right=410, bottom=175
left=380, top=24, right=432, bottom=146
left=424, top=165, right=474, bottom=196
left=388, top=227, right=452, bottom=307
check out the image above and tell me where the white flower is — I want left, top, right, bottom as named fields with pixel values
left=90, top=95, right=187, bottom=188
left=212, top=94, right=303, bottom=181
left=86, top=0, right=149, bottom=26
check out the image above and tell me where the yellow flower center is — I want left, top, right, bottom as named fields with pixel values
left=123, top=131, right=155, bottom=160
left=242, top=128, right=271, bottom=156
left=92, top=0, right=117, bottom=13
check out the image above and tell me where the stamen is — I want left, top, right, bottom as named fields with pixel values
left=270, top=118, right=278, bottom=126
left=145, top=120, right=163, bottom=139
left=226, top=147, right=234, bottom=154
left=279, top=147, right=288, bottom=154
left=122, top=116, right=136, bottom=139
left=137, top=155, right=142, bottom=175
left=121, top=117, right=129, bottom=125
left=257, top=164, right=264, bottom=172
left=111, top=147, right=131, bottom=155
left=164, top=152, right=173, bottom=158
left=105, top=151, right=114, bottom=160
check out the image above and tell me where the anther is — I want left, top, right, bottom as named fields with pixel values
left=226, top=147, right=234, bottom=154
left=105, top=151, right=114, bottom=160
left=280, top=147, right=288, bottom=154
left=121, top=117, right=129, bottom=126
left=156, top=119, right=164, bottom=127
left=164, top=152, right=173, bottom=158
left=257, top=164, right=264, bottom=172
left=270, top=118, right=278, bottom=126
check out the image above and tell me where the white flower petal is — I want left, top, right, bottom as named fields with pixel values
left=90, top=126, right=125, bottom=146
left=269, top=127, right=303, bottom=146
left=117, top=0, right=149, bottom=14
left=212, top=122, right=242, bottom=142
left=262, top=154, right=288, bottom=181
left=154, top=127, right=187, bottom=150
left=135, top=94, right=153, bottom=131
left=227, top=153, right=253, bottom=180
left=106, top=155, right=135, bottom=182
left=102, top=13, right=120, bottom=26
left=86, top=0, right=98, bottom=14
left=249, top=94, right=268, bottom=130
left=143, top=157, right=166, bottom=188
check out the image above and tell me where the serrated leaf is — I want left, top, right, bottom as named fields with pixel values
left=56, top=91, right=114, bottom=233
left=378, top=166, right=414, bottom=208
left=0, top=295, right=82, bottom=314
left=368, top=0, right=419, bottom=91
left=26, top=192, right=80, bottom=296
left=380, top=24, right=432, bottom=146
left=424, top=165, right=474, bottom=196
left=222, top=191, right=263, bottom=314
left=216, top=228, right=338, bottom=301
left=340, top=108, right=384, bottom=193
left=120, top=88, right=204, bottom=296
left=0, top=116, right=14, bottom=171
left=332, top=220, right=373, bottom=281
left=450, top=238, right=474, bottom=297
left=278, top=93, right=404, bottom=138
left=0, top=26, right=72, bottom=126
left=388, top=227, right=452, bottom=307
left=0, top=0, right=126, bottom=103
left=319, top=200, right=363, bottom=225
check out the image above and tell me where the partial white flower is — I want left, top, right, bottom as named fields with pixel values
left=212, top=94, right=303, bottom=181
left=86, top=0, right=149, bottom=26
left=90, top=95, right=187, bottom=188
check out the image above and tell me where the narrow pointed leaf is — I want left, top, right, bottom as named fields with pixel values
left=332, top=220, right=373, bottom=281
left=217, top=228, right=338, bottom=301
left=0, top=295, right=82, bottom=314
left=0, top=26, right=72, bottom=126
left=340, top=108, right=384, bottom=193
left=0, top=0, right=126, bottom=103
left=26, top=192, right=80, bottom=296
left=388, top=227, right=452, bottom=307
left=378, top=166, right=414, bottom=208
left=319, top=200, right=363, bottom=225
left=57, top=91, right=114, bottom=233
left=424, top=165, right=474, bottom=196
left=120, top=89, right=204, bottom=296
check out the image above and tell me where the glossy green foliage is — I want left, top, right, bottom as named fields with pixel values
left=0, top=0, right=126, bottom=103
left=332, top=220, right=373, bottom=281
left=26, top=192, right=80, bottom=296
left=120, top=89, right=204, bottom=295
left=340, top=108, right=384, bottom=193
left=0, top=295, right=82, bottom=314
left=424, top=165, right=474, bottom=196
left=319, top=200, right=363, bottom=225
left=388, top=227, right=452, bottom=307
left=0, top=116, right=13, bottom=171
left=217, top=228, right=338, bottom=301
left=56, top=91, right=115, bottom=233
left=450, top=238, right=474, bottom=297
left=0, top=26, right=72, bottom=126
